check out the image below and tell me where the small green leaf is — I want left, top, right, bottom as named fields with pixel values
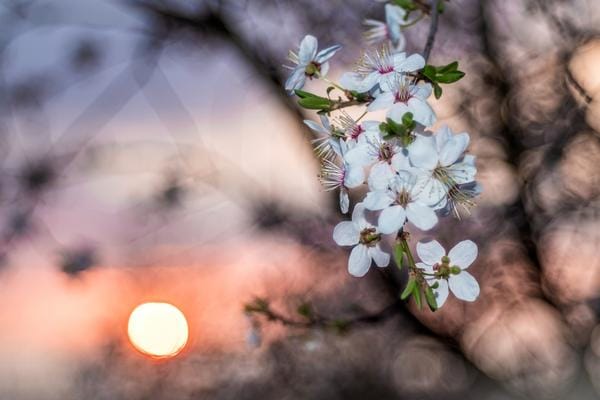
left=401, top=278, right=416, bottom=300
left=294, top=89, right=319, bottom=98
left=437, top=61, right=459, bottom=73
left=393, top=0, right=417, bottom=11
left=425, top=286, right=438, bottom=312
left=401, top=112, right=414, bottom=127
left=298, top=96, right=332, bottom=110
left=413, top=286, right=422, bottom=309
left=422, top=65, right=437, bottom=81
left=436, top=70, right=465, bottom=84
left=393, top=243, right=404, bottom=269
left=433, top=83, right=443, bottom=99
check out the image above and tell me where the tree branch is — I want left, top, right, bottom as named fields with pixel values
left=423, top=0, right=441, bottom=62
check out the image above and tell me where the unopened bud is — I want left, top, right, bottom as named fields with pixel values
left=441, top=256, right=450, bottom=265
left=305, top=63, right=319, bottom=76
left=450, top=266, right=461, bottom=275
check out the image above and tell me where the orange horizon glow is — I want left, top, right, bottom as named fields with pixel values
left=127, top=302, right=189, bottom=359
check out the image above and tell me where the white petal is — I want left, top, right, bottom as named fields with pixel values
left=439, top=133, right=470, bottom=166
left=447, top=162, right=477, bottom=184
left=432, top=279, right=449, bottom=308
left=316, top=44, right=342, bottom=63
left=449, top=271, right=480, bottom=301
left=369, top=245, right=390, bottom=267
left=339, top=190, right=349, bottom=214
left=303, top=119, right=328, bottom=135
left=363, top=190, right=394, bottom=210
left=408, top=135, right=438, bottom=170
left=348, top=245, right=371, bottom=277
left=448, top=240, right=478, bottom=269
left=377, top=205, right=406, bottom=234
left=284, top=67, right=306, bottom=92
left=352, top=202, right=369, bottom=229
left=416, top=262, right=434, bottom=273
left=395, top=53, right=425, bottom=72
left=368, top=162, right=395, bottom=191
left=435, top=125, right=452, bottom=152
left=298, top=35, right=318, bottom=64
left=344, top=165, right=365, bottom=188
left=418, top=177, right=447, bottom=206
left=387, top=102, right=410, bottom=124
left=343, top=144, right=374, bottom=167
left=406, top=202, right=438, bottom=231
left=391, top=152, right=410, bottom=172
left=407, top=97, right=436, bottom=126
left=414, top=83, right=432, bottom=100
left=320, top=61, right=330, bottom=77
left=367, top=92, right=395, bottom=112
left=333, top=221, right=359, bottom=246
left=339, top=72, right=364, bottom=91
left=416, top=240, right=445, bottom=265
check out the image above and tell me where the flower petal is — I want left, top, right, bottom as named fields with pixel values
left=343, top=144, right=374, bottom=167
left=435, top=125, right=452, bottom=152
left=298, top=35, right=318, bottom=64
left=432, top=279, right=449, bottom=308
left=369, top=245, right=390, bottom=267
left=344, top=164, right=366, bottom=188
left=303, top=119, right=329, bottom=135
left=284, top=67, right=306, bottom=92
left=407, top=97, right=436, bottom=126
left=364, top=190, right=394, bottom=210
left=448, top=240, right=478, bottom=269
left=408, top=135, right=438, bottom=170
left=413, top=83, right=432, bottom=100
left=378, top=205, right=406, bottom=234
left=333, top=221, right=359, bottom=246
left=416, top=240, right=446, bottom=265
left=449, top=271, right=480, bottom=301
left=439, top=132, right=470, bottom=166
left=447, top=161, right=477, bottom=184
left=367, top=92, right=395, bottom=112
left=406, top=202, right=438, bottom=231
left=339, top=190, right=349, bottom=214
left=348, top=245, right=371, bottom=277
left=316, top=44, right=342, bottom=63
left=395, top=53, right=425, bottom=72
left=368, top=162, right=395, bottom=191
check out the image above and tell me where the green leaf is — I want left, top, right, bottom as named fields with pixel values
left=294, top=89, right=319, bottom=99
left=425, top=286, right=438, bottom=312
left=401, top=112, right=414, bottom=127
left=422, top=65, right=437, bottom=81
left=401, top=278, right=416, bottom=300
left=393, top=243, right=404, bottom=269
left=393, top=0, right=417, bottom=11
left=298, top=97, right=332, bottom=110
left=413, top=286, right=422, bottom=309
left=436, top=70, right=465, bottom=84
left=437, top=61, right=458, bottom=73
left=433, top=83, right=442, bottom=99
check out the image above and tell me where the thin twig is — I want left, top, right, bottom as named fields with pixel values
left=423, top=0, right=441, bottom=62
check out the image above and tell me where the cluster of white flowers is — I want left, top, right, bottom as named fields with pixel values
left=285, top=1, right=482, bottom=310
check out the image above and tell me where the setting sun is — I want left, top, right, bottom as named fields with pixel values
left=127, top=302, right=189, bottom=358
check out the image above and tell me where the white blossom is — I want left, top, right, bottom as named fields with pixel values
left=364, top=4, right=407, bottom=51
left=363, top=170, right=438, bottom=233
left=370, top=76, right=436, bottom=126
left=285, top=35, right=342, bottom=93
left=340, top=49, right=425, bottom=93
left=333, top=203, right=390, bottom=277
left=408, top=126, right=477, bottom=206
left=416, top=240, right=480, bottom=307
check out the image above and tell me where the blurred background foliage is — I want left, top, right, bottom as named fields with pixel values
left=0, top=0, right=600, bottom=399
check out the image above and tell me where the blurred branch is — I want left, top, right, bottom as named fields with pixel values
left=423, top=0, right=441, bottom=62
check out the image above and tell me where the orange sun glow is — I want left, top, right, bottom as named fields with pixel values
left=127, top=302, right=189, bottom=358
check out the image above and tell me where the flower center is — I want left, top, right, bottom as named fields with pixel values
left=378, top=142, right=394, bottom=163
left=305, top=61, right=321, bottom=77
left=396, top=189, right=411, bottom=207
left=349, top=125, right=364, bottom=140
left=377, top=65, right=394, bottom=74
left=359, top=227, right=380, bottom=246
